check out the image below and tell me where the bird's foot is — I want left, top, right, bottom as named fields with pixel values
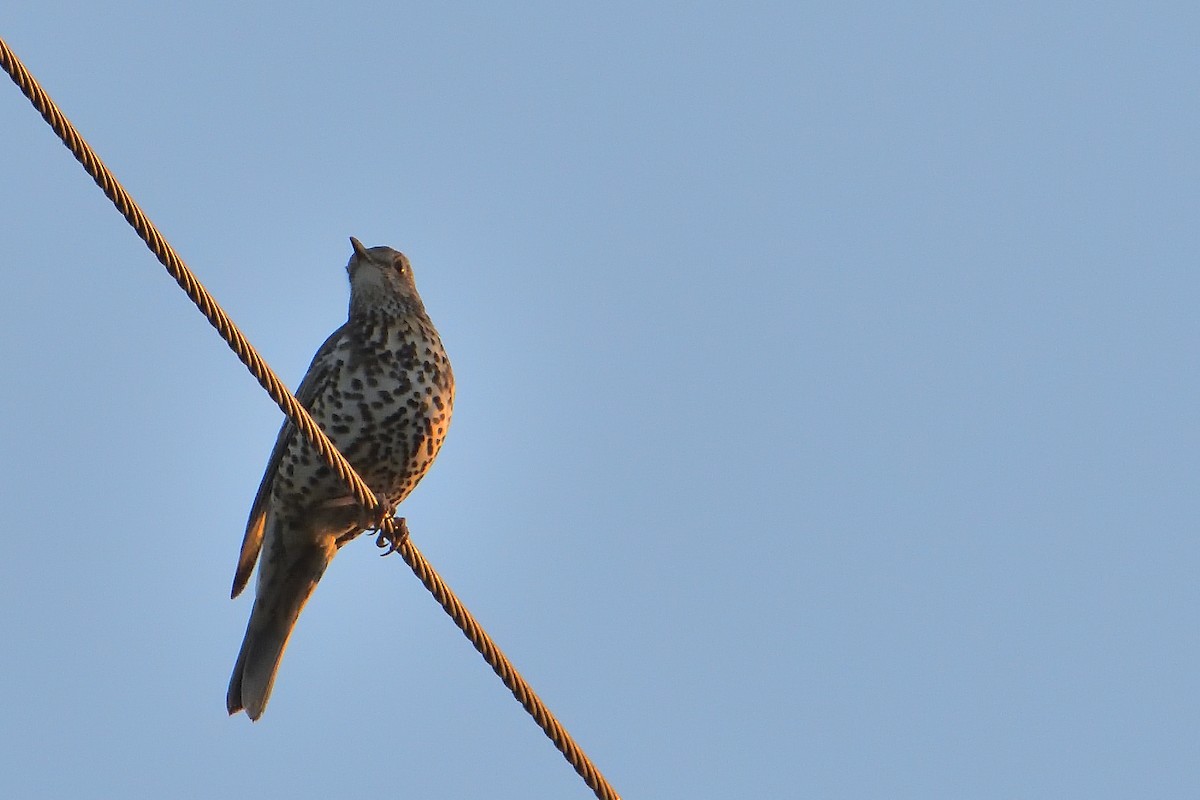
left=374, top=516, right=410, bottom=556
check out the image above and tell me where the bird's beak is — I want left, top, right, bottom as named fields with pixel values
left=350, top=236, right=370, bottom=259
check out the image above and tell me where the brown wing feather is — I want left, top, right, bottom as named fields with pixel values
left=230, top=324, right=348, bottom=598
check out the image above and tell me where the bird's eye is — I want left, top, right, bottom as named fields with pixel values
left=393, top=256, right=406, bottom=274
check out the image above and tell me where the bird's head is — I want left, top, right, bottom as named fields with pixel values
left=346, top=236, right=426, bottom=316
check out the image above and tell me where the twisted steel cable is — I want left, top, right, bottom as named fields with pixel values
left=1, top=36, right=618, bottom=800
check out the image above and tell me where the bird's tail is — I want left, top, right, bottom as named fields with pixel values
left=227, top=539, right=336, bottom=720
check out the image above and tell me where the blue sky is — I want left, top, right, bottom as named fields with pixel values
left=1, top=3, right=1197, bottom=797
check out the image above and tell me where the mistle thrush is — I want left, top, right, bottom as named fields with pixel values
left=227, top=237, right=454, bottom=720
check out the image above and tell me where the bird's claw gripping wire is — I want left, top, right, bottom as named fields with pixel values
left=375, top=516, right=410, bottom=556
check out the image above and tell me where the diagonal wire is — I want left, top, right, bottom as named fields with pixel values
left=0, top=36, right=619, bottom=800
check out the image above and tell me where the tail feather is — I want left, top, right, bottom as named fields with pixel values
left=227, top=542, right=336, bottom=720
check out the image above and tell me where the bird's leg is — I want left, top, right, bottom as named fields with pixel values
left=313, top=497, right=400, bottom=552
left=310, top=496, right=364, bottom=548
left=374, top=516, right=410, bottom=556
left=314, top=497, right=408, bottom=554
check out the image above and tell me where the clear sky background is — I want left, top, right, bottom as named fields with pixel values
left=1, top=4, right=1196, bottom=798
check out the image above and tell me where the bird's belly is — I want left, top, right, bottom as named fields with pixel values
left=273, top=361, right=453, bottom=518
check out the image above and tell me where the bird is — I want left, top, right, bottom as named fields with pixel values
left=226, top=237, right=454, bottom=720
